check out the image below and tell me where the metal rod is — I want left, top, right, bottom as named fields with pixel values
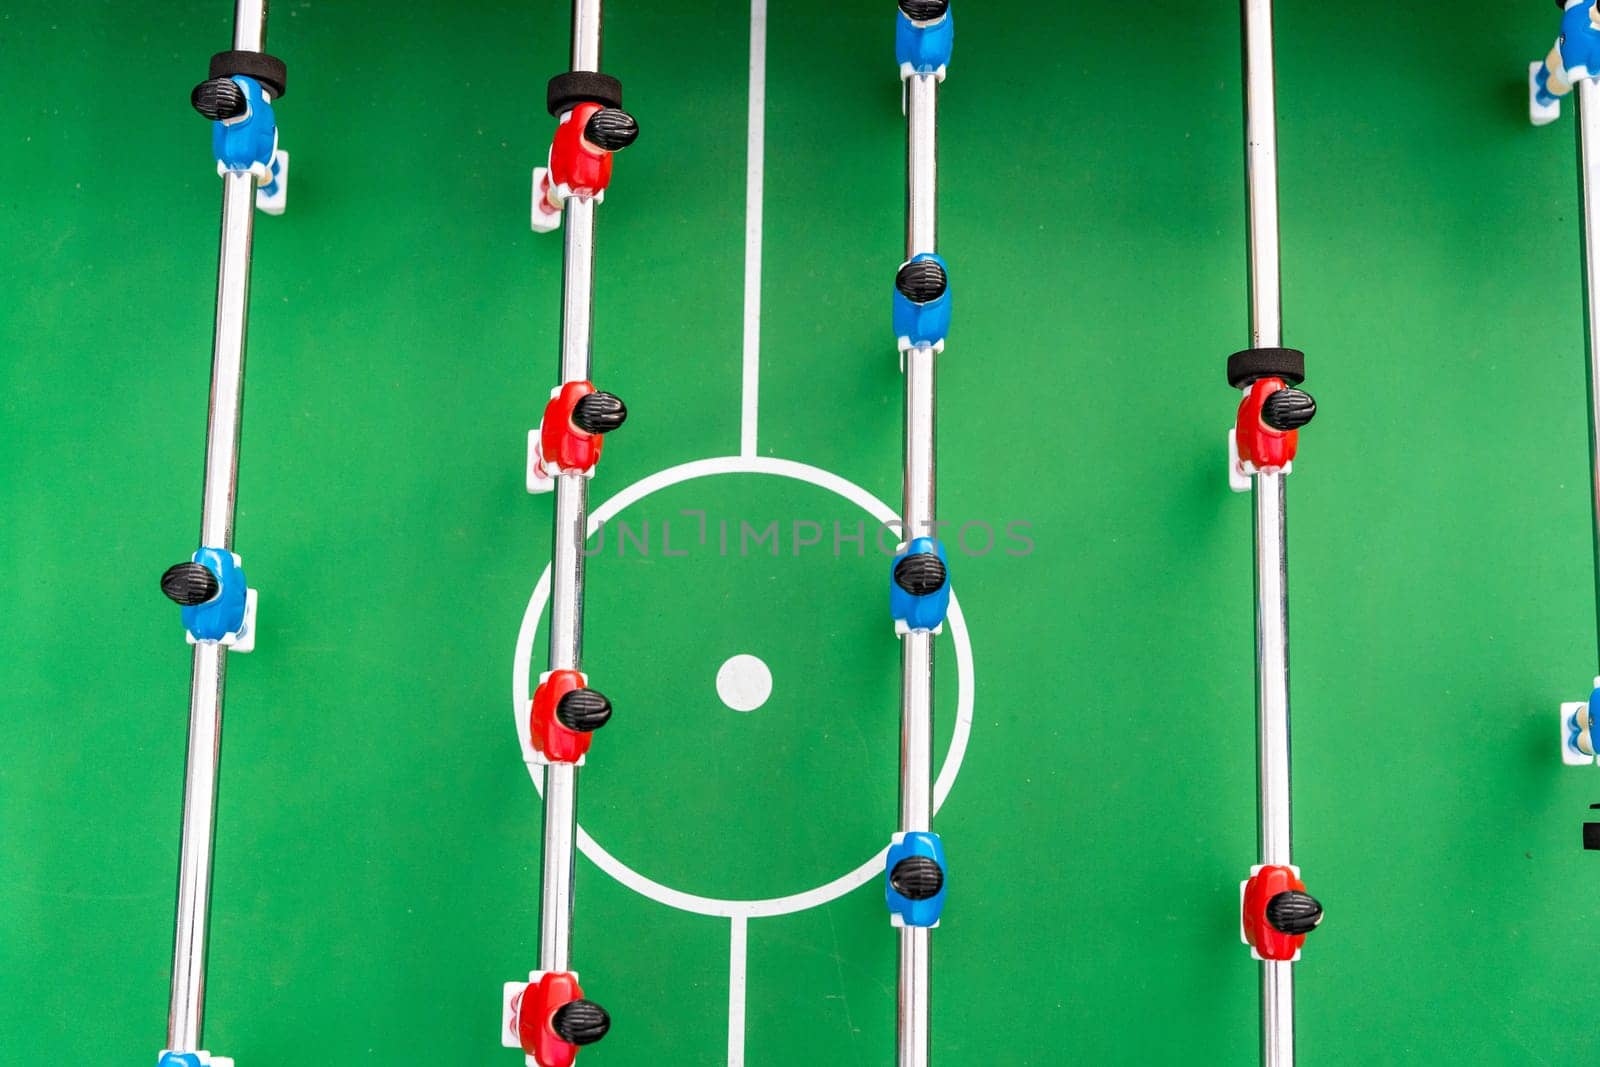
left=571, top=0, right=602, bottom=72
left=167, top=0, right=268, bottom=1051
left=898, top=68, right=940, bottom=1067
left=537, top=0, right=603, bottom=984
left=1242, top=0, right=1282, bottom=349
left=1575, top=78, right=1600, bottom=662
left=1241, top=1, right=1295, bottom=1063
left=906, top=76, right=937, bottom=259
left=559, top=196, right=597, bottom=384
left=1253, top=473, right=1291, bottom=869
left=897, top=926, right=931, bottom=1067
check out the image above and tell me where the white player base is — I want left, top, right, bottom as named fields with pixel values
left=255, top=149, right=288, bottom=215
left=1561, top=700, right=1597, bottom=766
left=1531, top=62, right=1561, bottom=127
left=528, top=429, right=555, bottom=494
left=531, top=167, right=563, bottom=233
left=184, top=587, right=258, bottom=653
left=501, top=978, right=531, bottom=1048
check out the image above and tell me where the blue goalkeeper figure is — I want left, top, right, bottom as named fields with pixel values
left=1532, top=0, right=1600, bottom=125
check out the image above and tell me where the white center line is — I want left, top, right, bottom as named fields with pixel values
left=727, top=914, right=749, bottom=1067
left=740, top=0, right=768, bottom=459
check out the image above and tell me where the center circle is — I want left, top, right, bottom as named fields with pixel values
left=716, top=654, right=773, bottom=712
left=512, top=454, right=975, bottom=919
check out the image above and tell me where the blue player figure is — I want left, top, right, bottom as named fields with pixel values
left=161, top=548, right=257, bottom=652
left=886, top=830, right=947, bottom=928
left=1530, top=0, right=1600, bottom=126
left=890, top=537, right=950, bottom=635
left=896, top=0, right=953, bottom=82
left=158, top=1052, right=233, bottom=1067
left=192, top=73, right=289, bottom=214
left=893, top=254, right=951, bottom=357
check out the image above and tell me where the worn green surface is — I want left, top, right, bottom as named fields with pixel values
left=3, top=1, right=1599, bottom=1063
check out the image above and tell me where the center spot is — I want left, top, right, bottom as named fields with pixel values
left=716, top=654, right=773, bottom=712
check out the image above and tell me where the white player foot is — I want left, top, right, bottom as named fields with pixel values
left=1531, top=62, right=1561, bottom=127
left=256, top=149, right=289, bottom=214
left=531, top=167, right=563, bottom=233
left=527, top=429, right=555, bottom=494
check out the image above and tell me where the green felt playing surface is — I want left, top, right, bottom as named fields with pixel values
left=5, top=1, right=1600, bottom=1063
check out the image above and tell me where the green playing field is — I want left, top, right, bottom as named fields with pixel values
left=6, top=1, right=1600, bottom=1063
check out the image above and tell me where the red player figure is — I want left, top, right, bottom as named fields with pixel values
left=532, top=102, right=640, bottom=233
left=530, top=670, right=613, bottom=765
left=527, top=381, right=628, bottom=494
left=507, top=971, right=610, bottom=1067
left=1234, top=376, right=1316, bottom=473
left=1241, top=864, right=1323, bottom=962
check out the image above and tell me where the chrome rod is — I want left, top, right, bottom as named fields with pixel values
left=898, top=66, right=940, bottom=1067
left=537, top=0, right=603, bottom=984
left=559, top=196, right=597, bottom=384
left=906, top=75, right=937, bottom=259
left=167, top=0, right=268, bottom=1051
left=1242, top=0, right=1295, bottom=1063
left=571, top=0, right=602, bottom=73
left=1576, top=78, right=1600, bottom=658
left=1253, top=472, right=1291, bottom=870
left=897, top=926, right=932, bottom=1067
left=1242, top=0, right=1282, bottom=349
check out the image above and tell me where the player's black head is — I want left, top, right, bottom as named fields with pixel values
left=551, top=999, right=611, bottom=1046
left=890, top=855, right=945, bottom=901
left=584, top=108, right=639, bottom=152
left=572, top=391, right=628, bottom=435
left=191, top=77, right=247, bottom=121
left=1265, top=891, right=1323, bottom=936
left=894, top=552, right=947, bottom=597
left=899, top=0, right=950, bottom=22
left=161, top=562, right=220, bottom=606
left=895, top=258, right=947, bottom=305
left=1261, top=387, right=1316, bottom=432
left=556, top=688, right=613, bottom=733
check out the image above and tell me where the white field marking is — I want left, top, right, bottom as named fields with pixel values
left=512, top=454, right=976, bottom=920
left=740, top=0, right=768, bottom=459
left=727, top=915, right=748, bottom=1067
left=716, top=654, right=773, bottom=712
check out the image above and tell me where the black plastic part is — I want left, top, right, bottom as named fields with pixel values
left=899, top=0, right=950, bottom=20
left=583, top=108, right=639, bottom=151
left=208, top=50, right=288, bottom=99
left=893, top=553, right=947, bottom=597
left=551, top=999, right=611, bottom=1046
left=1264, top=891, right=1323, bottom=936
left=1261, top=388, right=1317, bottom=431
left=191, top=78, right=247, bottom=121
left=1584, top=823, right=1600, bottom=851
left=895, top=258, right=948, bottom=304
left=572, top=392, right=628, bottom=435
left=547, top=71, right=624, bottom=116
left=161, top=563, right=220, bottom=606
left=556, top=689, right=613, bottom=733
left=1226, top=347, right=1306, bottom=389
left=890, top=856, right=945, bottom=901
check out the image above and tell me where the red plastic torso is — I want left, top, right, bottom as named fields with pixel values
left=540, top=381, right=605, bottom=475
left=1242, top=865, right=1308, bottom=962
left=531, top=669, right=593, bottom=764
left=517, top=971, right=584, bottom=1067
left=549, top=102, right=614, bottom=197
left=1235, top=376, right=1298, bottom=471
